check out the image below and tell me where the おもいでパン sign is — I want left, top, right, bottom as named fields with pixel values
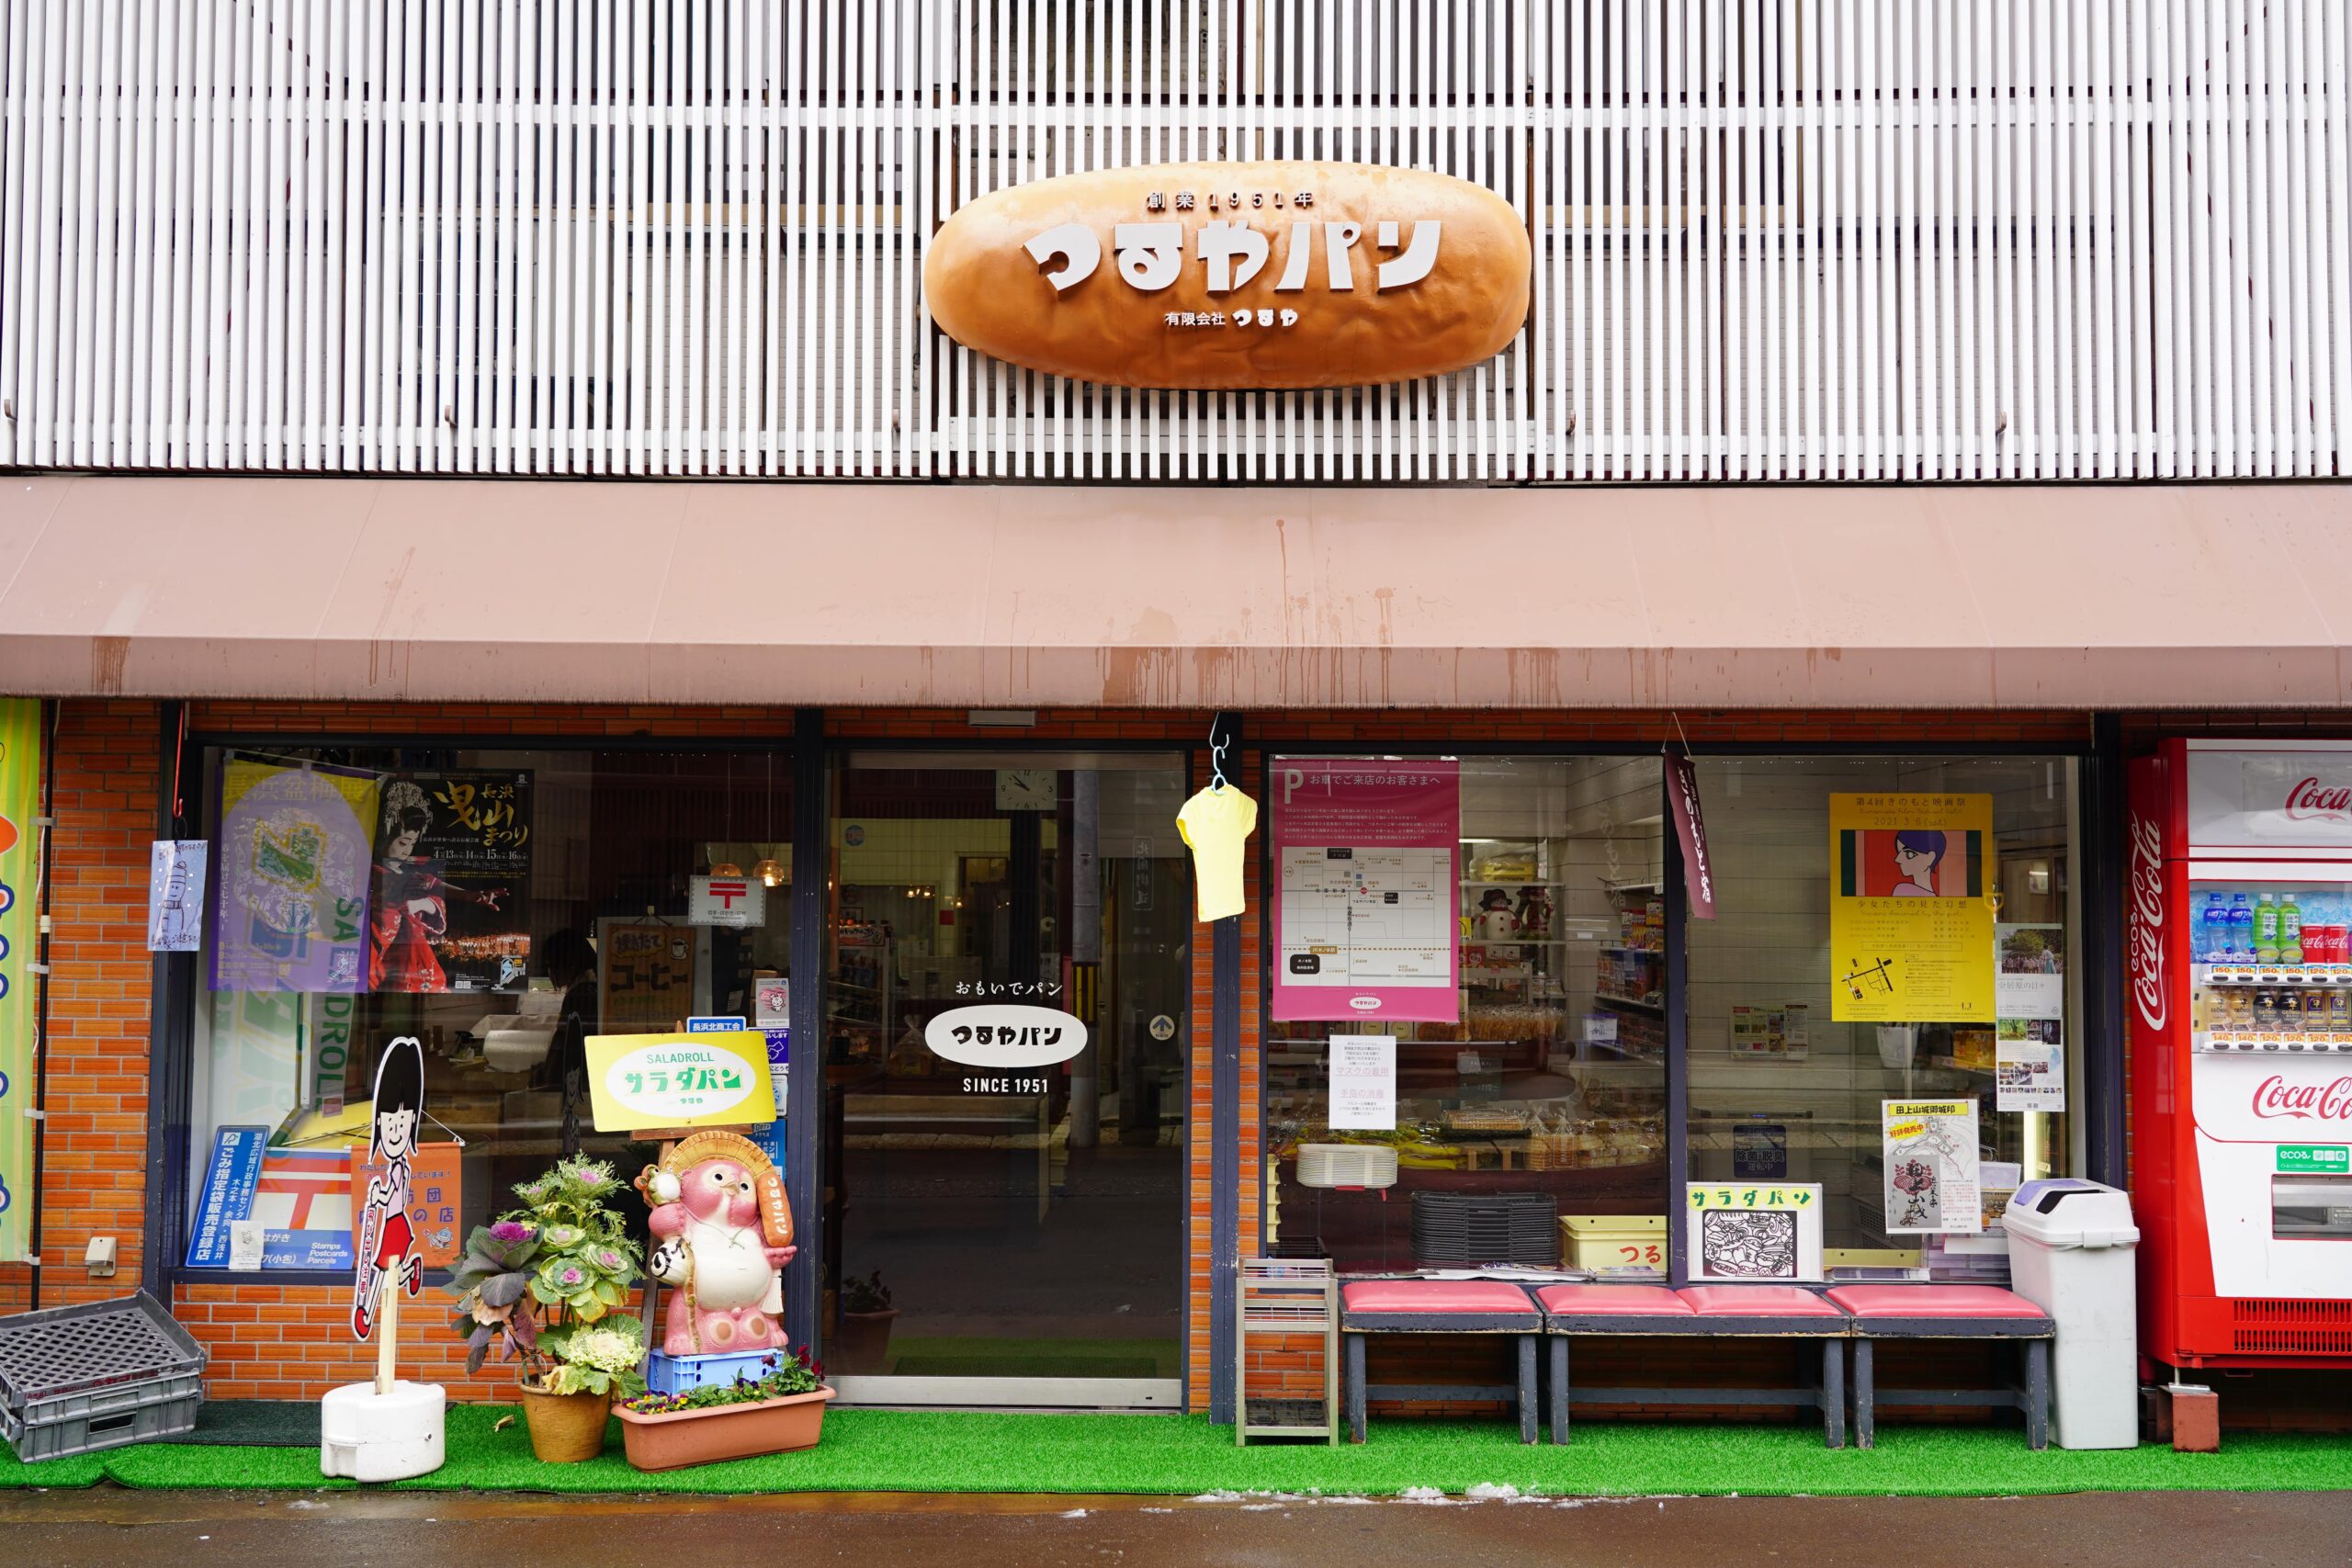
left=923, top=162, right=1531, bottom=389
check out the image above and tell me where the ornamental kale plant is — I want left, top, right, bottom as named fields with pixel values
left=447, top=1155, right=645, bottom=1389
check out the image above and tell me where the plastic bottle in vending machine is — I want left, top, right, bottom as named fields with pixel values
left=2255, top=990, right=2278, bottom=1030
left=2230, top=895, right=2256, bottom=964
left=2200, top=892, right=2232, bottom=962
left=2331, top=989, right=2349, bottom=1033
left=2280, top=893, right=2304, bottom=964
left=2255, top=893, right=2281, bottom=964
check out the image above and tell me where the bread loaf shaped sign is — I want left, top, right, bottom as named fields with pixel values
left=923, top=161, right=1531, bottom=389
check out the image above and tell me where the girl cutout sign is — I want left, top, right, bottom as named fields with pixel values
left=353, top=1036, right=427, bottom=1346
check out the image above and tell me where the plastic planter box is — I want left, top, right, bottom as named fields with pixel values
left=616, top=1387, right=834, bottom=1471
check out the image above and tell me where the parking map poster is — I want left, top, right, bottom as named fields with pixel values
left=1272, top=759, right=1460, bottom=1023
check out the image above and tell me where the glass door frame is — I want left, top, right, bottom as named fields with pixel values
left=817, top=742, right=1194, bottom=1410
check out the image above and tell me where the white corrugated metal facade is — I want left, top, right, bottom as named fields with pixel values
left=1, top=0, right=2346, bottom=480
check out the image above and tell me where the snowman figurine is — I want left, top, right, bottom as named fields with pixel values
left=1476, top=889, right=1520, bottom=942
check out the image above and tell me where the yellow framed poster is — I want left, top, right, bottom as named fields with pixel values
left=1828, top=793, right=1996, bottom=1023
left=583, top=1032, right=776, bottom=1133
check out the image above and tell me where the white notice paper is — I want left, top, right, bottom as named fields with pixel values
left=147, top=839, right=209, bottom=952
left=1996, top=1037, right=2067, bottom=1112
left=1882, top=1099, right=1983, bottom=1235
left=1329, top=1035, right=1397, bottom=1130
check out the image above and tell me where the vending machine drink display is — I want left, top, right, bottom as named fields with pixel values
left=2129, top=741, right=2352, bottom=1384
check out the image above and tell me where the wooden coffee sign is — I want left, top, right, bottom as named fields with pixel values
left=924, top=161, right=1531, bottom=389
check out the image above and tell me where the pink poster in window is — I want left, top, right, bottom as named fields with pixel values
left=1272, top=759, right=1461, bottom=1023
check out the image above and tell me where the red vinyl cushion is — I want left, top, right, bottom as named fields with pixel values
left=1826, top=1283, right=2050, bottom=1320
left=1341, top=1280, right=1540, bottom=1315
left=1533, top=1283, right=1694, bottom=1316
left=1675, top=1285, right=1845, bottom=1317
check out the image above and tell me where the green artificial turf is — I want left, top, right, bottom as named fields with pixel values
left=6, top=1406, right=2351, bottom=1496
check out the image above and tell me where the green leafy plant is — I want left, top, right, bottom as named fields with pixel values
left=616, top=1347, right=824, bottom=1416
left=840, top=1269, right=893, bottom=1314
left=447, top=1155, right=644, bottom=1389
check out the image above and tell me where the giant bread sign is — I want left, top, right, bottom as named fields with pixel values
left=923, top=161, right=1531, bottom=389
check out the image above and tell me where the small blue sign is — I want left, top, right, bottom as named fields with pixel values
left=684, top=1015, right=748, bottom=1033
left=184, top=1124, right=269, bottom=1267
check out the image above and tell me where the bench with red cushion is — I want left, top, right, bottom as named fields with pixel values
left=1826, top=1284, right=2054, bottom=1450
left=1338, top=1278, right=1544, bottom=1444
left=1532, top=1282, right=1851, bottom=1448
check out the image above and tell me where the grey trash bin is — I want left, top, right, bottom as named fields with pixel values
left=2003, top=1179, right=2141, bottom=1450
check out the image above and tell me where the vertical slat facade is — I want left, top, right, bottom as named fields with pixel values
left=0, top=1, right=2346, bottom=479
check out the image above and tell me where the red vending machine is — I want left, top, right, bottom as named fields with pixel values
left=2129, top=739, right=2352, bottom=1381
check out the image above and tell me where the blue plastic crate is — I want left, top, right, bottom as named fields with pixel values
left=644, top=1348, right=790, bottom=1396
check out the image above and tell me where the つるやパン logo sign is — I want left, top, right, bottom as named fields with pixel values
left=923, top=161, right=1531, bottom=389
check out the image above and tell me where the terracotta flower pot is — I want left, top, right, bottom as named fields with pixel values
left=517, top=1382, right=613, bottom=1463
left=616, top=1387, right=835, bottom=1472
left=834, top=1308, right=899, bottom=1373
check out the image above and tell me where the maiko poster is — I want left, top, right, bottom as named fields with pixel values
left=1272, top=758, right=1461, bottom=1023
left=370, top=772, right=534, bottom=993
left=1827, top=793, right=1997, bottom=1023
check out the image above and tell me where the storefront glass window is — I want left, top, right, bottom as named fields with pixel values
left=1263, top=756, right=1667, bottom=1272
left=1687, top=756, right=2081, bottom=1267
left=183, top=745, right=793, bottom=1272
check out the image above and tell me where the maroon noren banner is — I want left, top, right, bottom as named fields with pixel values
left=1668, top=751, right=1716, bottom=920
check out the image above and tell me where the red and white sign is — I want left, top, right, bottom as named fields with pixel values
left=2186, top=741, right=2352, bottom=853
left=2127, top=809, right=2167, bottom=1032
left=2250, top=1074, right=2352, bottom=1122
left=689, top=874, right=767, bottom=928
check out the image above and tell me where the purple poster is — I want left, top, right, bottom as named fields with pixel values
left=209, top=758, right=380, bottom=993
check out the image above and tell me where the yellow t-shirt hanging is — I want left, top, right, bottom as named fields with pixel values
left=1176, top=784, right=1259, bottom=922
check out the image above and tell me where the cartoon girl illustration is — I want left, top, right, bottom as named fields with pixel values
left=1890, top=829, right=1947, bottom=897
left=353, top=1036, right=426, bottom=1339
left=368, top=782, right=506, bottom=992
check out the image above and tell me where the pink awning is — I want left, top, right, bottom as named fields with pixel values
left=1, top=475, right=2345, bottom=709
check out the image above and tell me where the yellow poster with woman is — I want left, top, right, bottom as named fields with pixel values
left=1828, top=794, right=1996, bottom=1022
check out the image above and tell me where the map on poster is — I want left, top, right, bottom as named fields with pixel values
left=1280, top=847, right=1453, bottom=985
left=1272, top=758, right=1461, bottom=1022
left=1882, top=1099, right=1982, bottom=1235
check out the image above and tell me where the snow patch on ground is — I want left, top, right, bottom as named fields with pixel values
left=1464, top=1483, right=1522, bottom=1501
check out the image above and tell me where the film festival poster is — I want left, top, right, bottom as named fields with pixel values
left=371, top=771, right=535, bottom=993
left=1826, top=793, right=1997, bottom=1024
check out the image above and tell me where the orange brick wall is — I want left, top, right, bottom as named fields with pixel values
left=0, top=701, right=160, bottom=1319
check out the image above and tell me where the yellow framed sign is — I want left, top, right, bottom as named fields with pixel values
left=1828, top=793, right=1997, bottom=1023
left=582, top=1032, right=776, bottom=1133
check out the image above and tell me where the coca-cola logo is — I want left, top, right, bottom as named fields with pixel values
left=2128, top=812, right=2167, bottom=1032
left=2252, top=1074, right=2352, bottom=1121
left=2283, top=776, right=2352, bottom=824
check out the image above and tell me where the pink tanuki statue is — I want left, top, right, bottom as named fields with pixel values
left=636, top=1131, right=797, bottom=1358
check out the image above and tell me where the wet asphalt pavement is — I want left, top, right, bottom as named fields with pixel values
left=4, top=1488, right=2348, bottom=1568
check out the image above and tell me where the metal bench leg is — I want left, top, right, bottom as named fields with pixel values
left=1344, top=1333, right=1368, bottom=1445
left=1516, top=1335, right=1538, bottom=1445
left=2025, top=1339, right=2051, bottom=1450
left=1852, top=1337, right=1875, bottom=1450
left=1823, top=1337, right=1847, bottom=1450
left=1547, top=1337, right=1569, bottom=1445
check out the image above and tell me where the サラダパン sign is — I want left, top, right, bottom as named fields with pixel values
left=923, top=161, right=1531, bottom=389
